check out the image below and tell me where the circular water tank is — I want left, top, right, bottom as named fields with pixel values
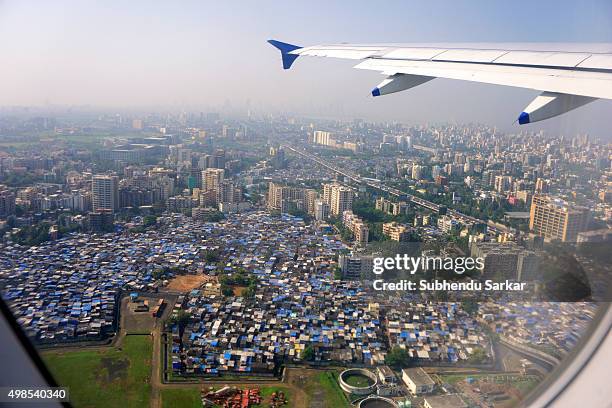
left=358, top=396, right=398, bottom=408
left=338, top=368, right=378, bottom=396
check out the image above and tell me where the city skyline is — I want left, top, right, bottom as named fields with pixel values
left=0, top=107, right=609, bottom=406
left=1, top=1, right=612, bottom=137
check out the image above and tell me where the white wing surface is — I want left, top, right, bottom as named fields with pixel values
left=269, top=40, right=612, bottom=124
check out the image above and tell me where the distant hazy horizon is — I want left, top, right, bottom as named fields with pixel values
left=1, top=1, right=611, bottom=137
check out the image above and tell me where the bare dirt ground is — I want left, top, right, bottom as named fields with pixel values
left=164, top=274, right=212, bottom=292
left=124, top=298, right=157, bottom=334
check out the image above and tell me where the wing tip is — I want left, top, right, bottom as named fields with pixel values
left=268, top=39, right=302, bottom=70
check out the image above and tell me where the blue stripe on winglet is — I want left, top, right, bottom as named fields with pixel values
left=518, top=112, right=530, bottom=125
left=268, top=39, right=302, bottom=70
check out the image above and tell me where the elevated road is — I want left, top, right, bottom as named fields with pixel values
left=284, top=145, right=500, bottom=234
left=498, top=336, right=561, bottom=371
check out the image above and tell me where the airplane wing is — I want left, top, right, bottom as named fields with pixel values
left=268, top=40, right=612, bottom=124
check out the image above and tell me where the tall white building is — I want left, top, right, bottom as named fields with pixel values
left=431, top=165, right=442, bottom=180
left=202, top=168, right=225, bottom=192
left=313, top=130, right=333, bottom=146
left=412, top=164, right=425, bottom=180
left=314, top=199, right=329, bottom=221
left=329, top=184, right=353, bottom=216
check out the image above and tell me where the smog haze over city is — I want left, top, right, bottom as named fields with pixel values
left=1, top=1, right=612, bottom=137
left=0, top=2, right=611, bottom=408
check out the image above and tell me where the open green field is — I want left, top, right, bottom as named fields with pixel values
left=510, top=377, right=540, bottom=395
left=306, top=371, right=350, bottom=408
left=161, top=388, right=201, bottom=408
left=441, top=373, right=491, bottom=384
left=42, top=335, right=152, bottom=408
left=441, top=372, right=540, bottom=406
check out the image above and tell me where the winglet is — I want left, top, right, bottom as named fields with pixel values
left=268, top=39, right=302, bottom=69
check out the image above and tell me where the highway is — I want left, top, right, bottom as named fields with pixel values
left=498, top=337, right=560, bottom=372
left=283, top=144, right=501, bottom=234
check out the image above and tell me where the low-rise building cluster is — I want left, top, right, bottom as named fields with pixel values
left=385, top=304, right=489, bottom=364
left=478, top=301, right=597, bottom=356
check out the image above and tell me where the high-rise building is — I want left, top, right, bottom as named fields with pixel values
left=267, top=182, right=306, bottom=213
left=312, top=130, right=333, bottom=146
left=431, top=165, right=441, bottom=180
left=338, top=255, right=365, bottom=280
left=376, top=197, right=393, bottom=213
left=411, top=164, right=425, bottom=180
left=382, top=222, right=413, bottom=242
left=482, top=170, right=500, bottom=187
left=212, top=149, right=226, bottom=169
left=0, top=186, right=16, bottom=217
left=535, top=178, right=549, bottom=193
left=494, top=175, right=512, bottom=193
left=338, top=254, right=374, bottom=280
left=325, top=183, right=353, bottom=216
left=323, top=183, right=335, bottom=206
left=517, top=251, right=540, bottom=281
left=516, top=190, right=532, bottom=204
left=331, top=186, right=353, bottom=216
left=598, top=189, right=612, bottom=203
left=437, top=215, right=460, bottom=234
left=353, top=221, right=369, bottom=247
left=435, top=175, right=448, bottom=186
left=202, top=168, right=225, bottom=192
left=119, top=187, right=156, bottom=208
left=529, top=195, right=590, bottom=242
left=471, top=241, right=539, bottom=281
left=342, top=210, right=369, bottom=247
left=131, top=119, right=144, bottom=130
left=314, top=199, right=329, bottom=221
left=92, top=175, right=118, bottom=213
left=166, top=195, right=197, bottom=213
left=305, top=189, right=318, bottom=215
left=216, top=181, right=242, bottom=205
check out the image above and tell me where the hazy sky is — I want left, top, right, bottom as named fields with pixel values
left=1, top=1, right=612, bottom=137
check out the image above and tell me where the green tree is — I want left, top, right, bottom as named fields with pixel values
left=461, top=299, right=478, bottom=315
left=467, top=347, right=488, bottom=364
left=220, top=284, right=234, bottom=297
left=170, top=310, right=191, bottom=335
left=385, top=346, right=410, bottom=368
left=241, top=284, right=256, bottom=299
left=301, top=345, right=315, bottom=361
left=204, top=250, right=220, bottom=263
left=152, top=269, right=165, bottom=280
left=12, top=223, right=51, bottom=246
left=201, top=211, right=225, bottom=222
left=143, top=215, right=157, bottom=227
